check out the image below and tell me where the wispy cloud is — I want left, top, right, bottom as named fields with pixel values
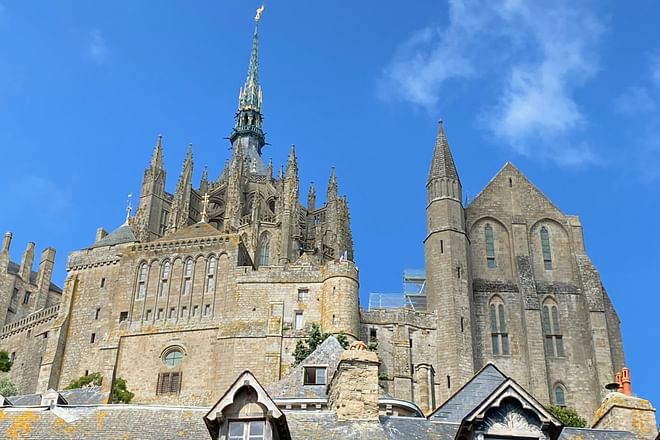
left=614, top=86, right=657, bottom=116
left=379, top=0, right=604, bottom=167
left=86, top=29, right=107, bottom=65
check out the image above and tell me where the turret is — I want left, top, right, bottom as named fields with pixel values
left=167, top=144, right=194, bottom=233
left=134, top=135, right=168, bottom=241
left=279, top=145, right=300, bottom=263
left=35, top=247, right=56, bottom=309
left=320, top=260, right=360, bottom=339
left=19, top=242, right=35, bottom=282
left=307, top=182, right=316, bottom=212
left=423, top=121, right=474, bottom=402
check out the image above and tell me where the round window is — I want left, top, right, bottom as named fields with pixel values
left=163, top=349, right=184, bottom=367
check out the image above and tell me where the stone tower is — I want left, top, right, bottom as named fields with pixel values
left=424, top=121, right=475, bottom=402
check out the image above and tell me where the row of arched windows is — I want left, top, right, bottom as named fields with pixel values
left=135, top=256, right=219, bottom=300
left=488, top=296, right=568, bottom=405
left=481, top=223, right=553, bottom=270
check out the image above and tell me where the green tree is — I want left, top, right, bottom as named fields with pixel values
left=546, top=404, right=587, bottom=428
left=0, top=350, right=12, bottom=372
left=0, top=377, right=17, bottom=396
left=111, top=377, right=134, bottom=404
left=64, top=372, right=103, bottom=390
left=292, top=324, right=349, bottom=366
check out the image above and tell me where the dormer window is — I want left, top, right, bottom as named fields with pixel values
left=228, top=420, right=265, bottom=440
left=303, top=366, right=326, bottom=385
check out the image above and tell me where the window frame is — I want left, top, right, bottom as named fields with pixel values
left=227, top=419, right=266, bottom=440
left=489, top=297, right=510, bottom=356
left=303, top=366, right=327, bottom=386
left=542, top=300, right=565, bottom=358
left=484, top=223, right=496, bottom=268
left=540, top=226, right=553, bottom=270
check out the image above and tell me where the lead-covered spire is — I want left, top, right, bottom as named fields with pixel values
left=230, top=6, right=266, bottom=157
left=427, top=120, right=459, bottom=183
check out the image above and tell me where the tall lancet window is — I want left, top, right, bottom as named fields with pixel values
left=484, top=223, right=496, bottom=268
left=258, top=233, right=270, bottom=266
left=540, top=226, right=552, bottom=270
left=183, top=259, right=193, bottom=295
left=136, top=263, right=148, bottom=299
left=206, top=256, right=216, bottom=293
left=542, top=299, right=564, bottom=357
left=159, top=261, right=171, bottom=297
left=489, top=297, right=509, bottom=355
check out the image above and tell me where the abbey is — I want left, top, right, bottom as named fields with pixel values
left=0, top=10, right=623, bottom=422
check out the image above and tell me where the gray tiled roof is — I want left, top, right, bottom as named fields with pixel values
left=6, top=261, right=62, bottom=293
left=267, top=336, right=344, bottom=399
left=8, top=386, right=109, bottom=406
left=559, top=427, right=638, bottom=439
left=428, top=363, right=506, bottom=423
left=86, top=224, right=137, bottom=249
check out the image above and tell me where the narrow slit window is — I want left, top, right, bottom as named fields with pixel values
left=159, top=261, right=171, bottom=297
left=183, top=260, right=193, bottom=295
left=485, top=223, right=496, bottom=268
left=136, top=264, right=148, bottom=299
left=540, top=226, right=552, bottom=270
left=206, top=257, right=216, bottom=293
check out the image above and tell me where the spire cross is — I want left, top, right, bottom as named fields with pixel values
left=200, top=192, right=210, bottom=223
left=255, top=5, right=265, bottom=23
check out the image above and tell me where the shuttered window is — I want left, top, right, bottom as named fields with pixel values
left=157, top=371, right=182, bottom=395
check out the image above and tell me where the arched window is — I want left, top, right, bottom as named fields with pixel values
left=158, top=347, right=184, bottom=395
left=542, top=300, right=564, bottom=357
left=540, top=226, right=552, bottom=270
left=136, top=263, right=148, bottom=299
left=554, top=384, right=566, bottom=406
left=159, top=261, right=171, bottom=297
left=258, top=233, right=270, bottom=266
left=162, top=347, right=184, bottom=368
left=206, top=256, right=216, bottom=293
left=485, top=223, right=496, bottom=268
left=183, top=259, right=193, bottom=295
left=489, top=297, right=509, bottom=355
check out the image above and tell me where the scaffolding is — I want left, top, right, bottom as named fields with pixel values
left=367, top=269, right=427, bottom=312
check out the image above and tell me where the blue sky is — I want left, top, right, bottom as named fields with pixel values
left=0, top=1, right=658, bottom=409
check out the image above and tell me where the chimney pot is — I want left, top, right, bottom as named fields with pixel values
left=621, top=367, right=632, bottom=396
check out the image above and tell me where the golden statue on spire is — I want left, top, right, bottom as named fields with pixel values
left=255, top=5, right=265, bottom=23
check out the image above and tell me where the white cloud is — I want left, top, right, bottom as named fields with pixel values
left=614, top=87, right=657, bottom=116
left=379, top=0, right=604, bottom=167
left=87, top=29, right=107, bottom=64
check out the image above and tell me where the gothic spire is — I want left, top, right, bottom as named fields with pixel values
left=199, top=165, right=209, bottom=195
left=229, top=6, right=266, bottom=156
left=427, top=120, right=459, bottom=183
left=327, top=167, right=338, bottom=201
left=307, top=182, right=316, bottom=211
left=285, top=144, right=297, bottom=179
left=150, top=134, right=163, bottom=170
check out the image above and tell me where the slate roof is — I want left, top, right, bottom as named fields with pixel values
left=427, top=121, right=459, bottom=182
left=8, top=386, right=109, bottom=406
left=153, top=222, right=225, bottom=242
left=6, top=261, right=62, bottom=293
left=428, top=363, right=506, bottom=423
left=559, top=427, right=637, bottom=440
left=267, top=336, right=344, bottom=399
left=86, top=224, right=137, bottom=249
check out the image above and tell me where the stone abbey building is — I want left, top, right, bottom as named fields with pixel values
left=0, top=9, right=625, bottom=424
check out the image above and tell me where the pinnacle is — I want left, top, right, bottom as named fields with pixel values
left=428, top=119, right=459, bottom=182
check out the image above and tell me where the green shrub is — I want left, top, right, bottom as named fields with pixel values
left=293, top=324, right=349, bottom=366
left=0, top=377, right=17, bottom=396
left=111, top=377, right=134, bottom=404
left=0, top=350, right=12, bottom=372
left=64, top=372, right=103, bottom=390
left=546, top=404, right=587, bottom=427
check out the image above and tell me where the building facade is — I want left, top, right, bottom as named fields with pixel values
left=0, top=11, right=624, bottom=421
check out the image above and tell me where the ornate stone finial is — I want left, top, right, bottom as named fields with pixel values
left=123, top=193, right=133, bottom=225
left=350, top=341, right=368, bottom=351
left=255, top=5, right=265, bottom=23
left=200, top=192, right=210, bottom=223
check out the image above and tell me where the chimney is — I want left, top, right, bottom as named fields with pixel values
left=327, top=341, right=380, bottom=421
left=96, top=227, right=108, bottom=242
left=592, top=368, right=658, bottom=440
left=1, top=232, right=11, bottom=254
left=19, top=242, right=35, bottom=282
